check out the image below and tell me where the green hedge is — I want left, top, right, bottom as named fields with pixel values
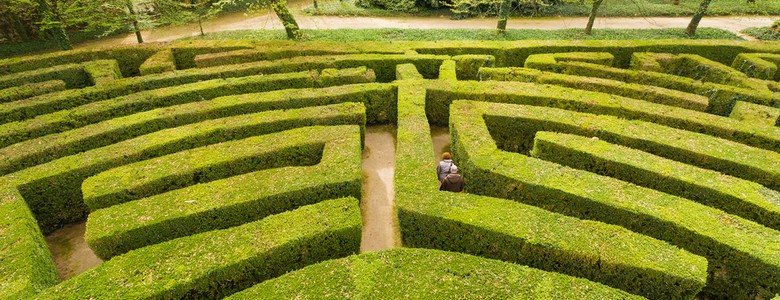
left=531, top=131, right=780, bottom=231
left=0, top=62, right=90, bottom=90
left=524, top=52, right=615, bottom=73
left=0, top=47, right=160, bottom=77
left=522, top=58, right=780, bottom=115
left=422, top=80, right=780, bottom=154
left=0, top=82, right=388, bottom=176
left=474, top=101, right=780, bottom=191
left=82, top=59, right=122, bottom=86
left=0, top=185, right=58, bottom=299
left=479, top=67, right=709, bottom=111
left=393, top=81, right=706, bottom=299
left=438, top=59, right=457, bottom=81
left=395, top=63, right=423, bottom=80
left=450, top=100, right=780, bottom=299
left=228, top=248, right=645, bottom=299
left=732, top=53, right=780, bottom=81
left=628, top=52, right=767, bottom=91
left=0, top=67, right=375, bottom=153
left=86, top=125, right=362, bottom=259
left=36, top=197, right=362, bottom=299
left=139, top=49, right=176, bottom=76
left=9, top=103, right=365, bottom=233
left=452, top=54, right=495, bottom=80
left=729, top=101, right=780, bottom=127
left=0, top=80, right=66, bottom=103
left=0, top=59, right=375, bottom=124
left=193, top=45, right=364, bottom=68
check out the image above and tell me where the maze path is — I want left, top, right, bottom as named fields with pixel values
left=1, top=40, right=780, bottom=299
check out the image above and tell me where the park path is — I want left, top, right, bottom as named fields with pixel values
left=74, top=2, right=777, bottom=49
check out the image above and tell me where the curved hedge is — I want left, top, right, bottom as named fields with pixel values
left=228, top=248, right=644, bottom=299
left=36, top=197, right=362, bottom=299
left=394, top=82, right=706, bottom=299
left=2, top=39, right=780, bottom=299
left=449, top=100, right=780, bottom=299
left=86, top=125, right=363, bottom=259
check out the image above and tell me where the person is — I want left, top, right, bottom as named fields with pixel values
left=437, top=152, right=454, bottom=182
left=439, top=165, right=465, bottom=192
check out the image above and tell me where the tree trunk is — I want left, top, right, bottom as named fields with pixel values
left=585, top=0, right=603, bottom=35
left=35, top=0, right=71, bottom=50
left=672, top=0, right=679, bottom=5
left=198, top=17, right=204, bottom=36
left=271, top=2, right=301, bottom=40
left=497, top=0, right=511, bottom=33
left=125, top=0, right=144, bottom=43
left=686, top=0, right=711, bottom=36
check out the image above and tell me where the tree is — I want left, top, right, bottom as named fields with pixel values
left=36, top=0, right=72, bottom=49
left=64, top=0, right=151, bottom=44
left=585, top=0, right=603, bottom=35
left=247, top=0, right=301, bottom=40
left=496, top=0, right=511, bottom=33
left=686, top=0, right=711, bottom=36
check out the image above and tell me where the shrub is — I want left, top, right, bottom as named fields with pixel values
left=531, top=131, right=780, bottom=231
left=85, top=125, right=362, bottom=259
left=0, top=80, right=66, bottom=103
left=36, top=197, right=362, bottom=299
left=229, top=248, right=645, bottom=299
left=139, top=49, right=176, bottom=75
left=732, top=53, right=780, bottom=81
left=9, top=103, right=365, bottom=233
left=393, top=80, right=707, bottom=299
left=450, top=100, right=780, bottom=299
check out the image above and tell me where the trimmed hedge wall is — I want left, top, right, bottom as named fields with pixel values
left=86, top=125, right=362, bottom=259
left=228, top=248, right=645, bottom=299
left=524, top=52, right=615, bottom=73
left=393, top=81, right=706, bottom=299
left=0, top=80, right=66, bottom=103
left=0, top=66, right=374, bottom=155
left=0, top=47, right=160, bottom=77
left=531, top=131, right=780, bottom=231
left=139, top=49, right=176, bottom=75
left=10, top=103, right=365, bottom=233
left=0, top=62, right=89, bottom=90
left=732, top=53, right=780, bottom=81
left=0, top=185, right=58, bottom=299
left=730, top=100, right=780, bottom=127
left=36, top=197, right=362, bottom=299
left=438, top=59, right=457, bottom=81
left=522, top=57, right=780, bottom=115
left=449, top=100, right=780, bottom=299
left=0, top=82, right=388, bottom=176
left=479, top=67, right=709, bottom=111
left=0, top=60, right=376, bottom=125
left=422, top=80, right=780, bottom=154
left=628, top=52, right=767, bottom=91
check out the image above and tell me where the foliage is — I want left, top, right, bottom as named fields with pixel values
left=186, top=27, right=743, bottom=42
left=742, top=26, right=780, bottom=41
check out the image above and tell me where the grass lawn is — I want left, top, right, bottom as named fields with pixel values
left=303, top=0, right=780, bottom=18
left=742, top=27, right=780, bottom=41
left=182, top=27, right=742, bottom=42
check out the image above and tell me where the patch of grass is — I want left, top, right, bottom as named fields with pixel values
left=742, top=27, right=780, bottom=41
left=301, top=0, right=446, bottom=16
left=304, top=0, right=780, bottom=17
left=545, top=0, right=780, bottom=17
left=186, top=27, right=742, bottom=42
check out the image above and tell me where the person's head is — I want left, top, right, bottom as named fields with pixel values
left=450, top=165, right=459, bottom=174
left=442, top=152, right=451, bottom=160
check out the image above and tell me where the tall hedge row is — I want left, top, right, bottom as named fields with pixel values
left=449, top=100, right=780, bottom=299
left=86, top=125, right=363, bottom=259
left=393, top=80, right=706, bottom=299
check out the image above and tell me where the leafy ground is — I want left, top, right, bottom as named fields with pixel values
left=183, top=28, right=741, bottom=42
left=742, top=27, right=780, bottom=41
left=304, top=0, right=780, bottom=17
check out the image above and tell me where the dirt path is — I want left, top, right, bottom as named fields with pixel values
left=44, top=222, right=102, bottom=280
left=74, top=2, right=776, bottom=49
left=361, top=125, right=400, bottom=252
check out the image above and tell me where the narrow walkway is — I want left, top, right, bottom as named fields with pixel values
left=360, top=125, right=399, bottom=252
left=44, top=222, right=102, bottom=280
left=74, top=3, right=776, bottom=49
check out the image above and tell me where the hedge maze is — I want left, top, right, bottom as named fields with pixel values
left=1, top=39, right=780, bottom=299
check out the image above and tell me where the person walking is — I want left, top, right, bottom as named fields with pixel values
left=439, top=165, right=465, bottom=192
left=437, top=152, right=454, bottom=182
